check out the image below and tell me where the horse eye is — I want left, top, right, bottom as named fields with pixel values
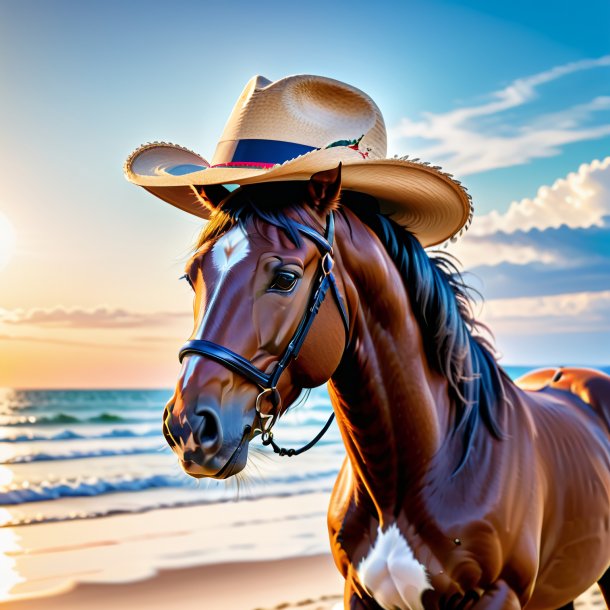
left=179, top=274, right=195, bottom=291
left=269, top=270, right=298, bottom=292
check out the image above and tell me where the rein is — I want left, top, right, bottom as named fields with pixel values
left=178, top=212, right=349, bottom=457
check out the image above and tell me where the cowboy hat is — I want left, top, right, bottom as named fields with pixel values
left=124, top=74, right=472, bottom=247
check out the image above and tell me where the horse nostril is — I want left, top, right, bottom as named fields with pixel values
left=195, top=407, right=222, bottom=451
left=201, top=414, right=218, bottom=442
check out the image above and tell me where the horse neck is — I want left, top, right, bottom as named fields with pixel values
left=329, top=209, right=452, bottom=521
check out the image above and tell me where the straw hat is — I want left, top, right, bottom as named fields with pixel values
left=124, top=74, right=473, bottom=247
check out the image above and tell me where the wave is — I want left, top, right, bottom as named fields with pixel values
left=1, top=483, right=336, bottom=528
left=0, top=427, right=161, bottom=443
left=1, top=411, right=159, bottom=426
left=0, top=466, right=341, bottom=507
left=0, top=473, right=184, bottom=505
left=2, top=446, right=162, bottom=464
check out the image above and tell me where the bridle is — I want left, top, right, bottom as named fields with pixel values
left=178, top=211, right=350, bottom=457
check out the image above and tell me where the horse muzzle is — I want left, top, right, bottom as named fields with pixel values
left=163, top=400, right=252, bottom=479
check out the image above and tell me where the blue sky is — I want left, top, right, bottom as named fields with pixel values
left=0, top=0, right=609, bottom=386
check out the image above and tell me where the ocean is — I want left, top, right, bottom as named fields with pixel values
left=0, top=386, right=345, bottom=526
left=1, top=365, right=607, bottom=602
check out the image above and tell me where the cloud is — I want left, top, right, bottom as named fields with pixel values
left=449, top=158, right=610, bottom=276
left=451, top=240, right=558, bottom=269
left=464, top=258, right=610, bottom=301
left=452, top=219, right=610, bottom=285
left=455, top=217, right=610, bottom=299
left=481, top=290, right=610, bottom=335
left=471, top=157, right=610, bottom=236
left=389, top=56, right=610, bottom=175
left=0, top=307, right=189, bottom=329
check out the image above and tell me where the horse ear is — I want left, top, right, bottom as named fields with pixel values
left=306, top=164, right=342, bottom=213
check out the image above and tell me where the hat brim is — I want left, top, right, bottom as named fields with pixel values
left=124, top=142, right=472, bottom=248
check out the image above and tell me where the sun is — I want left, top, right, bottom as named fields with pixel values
left=0, top=212, right=16, bottom=271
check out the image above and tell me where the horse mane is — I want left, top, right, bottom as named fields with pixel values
left=343, top=201, right=508, bottom=470
left=196, top=183, right=509, bottom=471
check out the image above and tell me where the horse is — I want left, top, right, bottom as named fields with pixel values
left=162, top=165, right=610, bottom=610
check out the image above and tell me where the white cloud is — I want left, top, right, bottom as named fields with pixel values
left=389, top=56, right=610, bottom=175
left=449, top=157, right=610, bottom=269
left=449, top=241, right=558, bottom=268
left=472, top=157, right=610, bottom=236
left=481, top=290, right=610, bottom=335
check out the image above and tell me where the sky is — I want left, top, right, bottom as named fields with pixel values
left=0, top=0, right=609, bottom=388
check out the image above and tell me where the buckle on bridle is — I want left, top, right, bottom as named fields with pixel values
left=322, top=252, right=334, bottom=276
left=255, top=387, right=281, bottom=433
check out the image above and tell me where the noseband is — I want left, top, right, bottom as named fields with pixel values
left=178, top=211, right=349, bottom=457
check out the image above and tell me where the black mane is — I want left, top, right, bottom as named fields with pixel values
left=345, top=201, right=508, bottom=471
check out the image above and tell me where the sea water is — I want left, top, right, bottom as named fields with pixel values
left=0, top=386, right=345, bottom=527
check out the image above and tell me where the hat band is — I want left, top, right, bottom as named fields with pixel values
left=164, top=136, right=362, bottom=177
left=213, top=139, right=318, bottom=169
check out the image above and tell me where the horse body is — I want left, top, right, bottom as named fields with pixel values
left=164, top=169, right=610, bottom=609
left=325, top=209, right=610, bottom=609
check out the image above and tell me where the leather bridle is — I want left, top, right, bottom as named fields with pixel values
left=178, top=211, right=349, bottom=457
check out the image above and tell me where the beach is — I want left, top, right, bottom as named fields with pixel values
left=0, top=489, right=604, bottom=610
left=1, top=555, right=343, bottom=610
left=0, top=560, right=605, bottom=610
left=0, top=494, right=345, bottom=610
left=0, top=388, right=346, bottom=608
left=0, top=491, right=604, bottom=610
left=0, top=386, right=606, bottom=609
left=0, top=563, right=604, bottom=610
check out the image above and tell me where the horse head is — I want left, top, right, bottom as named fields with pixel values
left=163, top=166, right=350, bottom=479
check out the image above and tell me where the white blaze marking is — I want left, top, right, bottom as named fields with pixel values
left=212, top=224, right=250, bottom=273
left=202, top=225, right=250, bottom=330
left=181, top=225, right=251, bottom=384
left=357, top=524, right=431, bottom=610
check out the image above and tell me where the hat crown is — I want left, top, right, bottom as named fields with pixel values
left=212, top=74, right=387, bottom=166
left=125, top=73, right=472, bottom=248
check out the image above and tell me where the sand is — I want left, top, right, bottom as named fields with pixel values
left=0, top=554, right=604, bottom=610
left=0, top=554, right=344, bottom=610
left=0, top=490, right=604, bottom=610
left=0, top=492, right=342, bottom=609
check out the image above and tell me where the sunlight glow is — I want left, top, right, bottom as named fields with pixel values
left=0, top=212, right=16, bottom=271
left=0, top=466, right=14, bottom=487
left=0, top=509, right=12, bottom=528
left=0, top=528, right=25, bottom=601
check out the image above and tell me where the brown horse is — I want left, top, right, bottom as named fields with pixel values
left=163, top=166, right=610, bottom=610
